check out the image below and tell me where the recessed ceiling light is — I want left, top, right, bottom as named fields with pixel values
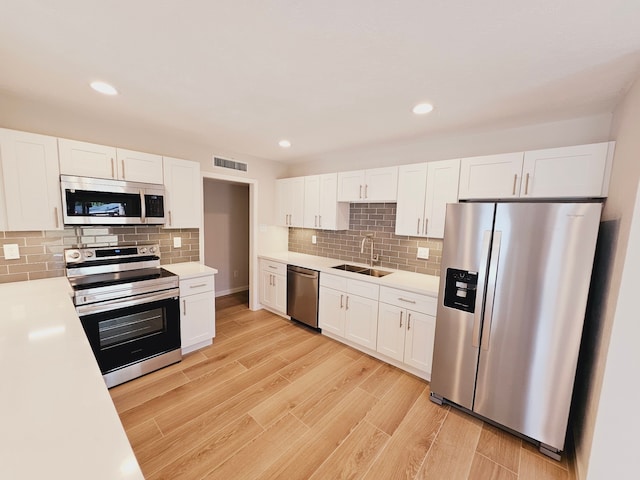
left=412, top=103, right=434, bottom=115
left=90, top=81, right=118, bottom=96
left=279, top=139, right=291, bottom=148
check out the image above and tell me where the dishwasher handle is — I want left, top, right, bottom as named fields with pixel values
left=287, top=265, right=319, bottom=279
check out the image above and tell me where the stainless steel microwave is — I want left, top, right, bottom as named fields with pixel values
left=60, top=175, right=166, bottom=225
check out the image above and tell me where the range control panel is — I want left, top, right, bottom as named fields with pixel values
left=443, top=268, right=478, bottom=313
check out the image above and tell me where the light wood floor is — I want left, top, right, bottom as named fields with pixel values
left=110, top=292, right=575, bottom=480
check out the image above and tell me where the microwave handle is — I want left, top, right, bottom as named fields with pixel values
left=140, top=189, right=146, bottom=223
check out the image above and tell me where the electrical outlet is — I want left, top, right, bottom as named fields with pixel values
left=311, top=235, right=317, bottom=244
left=417, top=247, right=430, bottom=260
left=3, top=243, right=20, bottom=260
left=233, top=270, right=238, bottom=278
left=173, top=236, right=182, bottom=248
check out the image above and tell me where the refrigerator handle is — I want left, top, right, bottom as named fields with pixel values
left=481, top=231, right=502, bottom=351
left=472, top=230, right=492, bottom=348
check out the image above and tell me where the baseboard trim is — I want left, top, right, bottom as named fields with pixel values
left=215, top=286, right=249, bottom=297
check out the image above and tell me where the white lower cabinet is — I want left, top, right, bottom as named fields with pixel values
left=179, top=274, right=216, bottom=354
left=259, top=260, right=287, bottom=315
left=377, top=286, right=437, bottom=377
left=318, top=273, right=379, bottom=350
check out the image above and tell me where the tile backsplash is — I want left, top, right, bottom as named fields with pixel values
left=288, top=203, right=442, bottom=276
left=0, top=226, right=199, bottom=284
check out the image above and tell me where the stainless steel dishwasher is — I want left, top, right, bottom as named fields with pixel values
left=286, top=265, right=320, bottom=329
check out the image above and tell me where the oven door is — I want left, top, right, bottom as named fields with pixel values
left=76, top=289, right=180, bottom=374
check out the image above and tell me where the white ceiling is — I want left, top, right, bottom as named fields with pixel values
left=1, top=1, right=640, bottom=163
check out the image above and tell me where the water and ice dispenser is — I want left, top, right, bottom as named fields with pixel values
left=443, top=268, right=478, bottom=313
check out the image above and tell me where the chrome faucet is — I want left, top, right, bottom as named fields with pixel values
left=360, top=234, right=379, bottom=267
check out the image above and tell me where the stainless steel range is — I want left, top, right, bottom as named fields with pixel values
left=65, top=245, right=181, bottom=388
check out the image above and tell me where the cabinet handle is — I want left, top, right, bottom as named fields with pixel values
left=512, top=174, right=518, bottom=195
left=408, top=313, right=412, bottom=330
left=424, top=218, right=428, bottom=235
left=183, top=299, right=187, bottom=316
left=364, top=184, right=368, bottom=199
left=189, top=283, right=207, bottom=289
left=417, top=218, right=420, bottom=235
left=399, top=310, right=403, bottom=328
left=359, top=185, right=362, bottom=199
left=168, top=211, right=172, bottom=226
left=121, top=160, right=125, bottom=179
left=111, top=158, right=115, bottom=178
left=525, top=173, right=530, bottom=195
left=340, top=294, right=344, bottom=308
left=319, top=215, right=322, bottom=228
left=271, top=274, right=274, bottom=286
left=398, top=297, right=416, bottom=304
left=315, top=215, right=318, bottom=227
left=345, top=295, right=349, bottom=310
left=54, top=207, right=59, bottom=228
left=268, top=265, right=278, bottom=269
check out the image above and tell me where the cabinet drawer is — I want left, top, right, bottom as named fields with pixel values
left=180, top=275, right=214, bottom=296
left=260, top=259, right=287, bottom=276
left=320, top=272, right=348, bottom=291
left=379, top=286, right=436, bottom=315
left=347, top=278, right=379, bottom=300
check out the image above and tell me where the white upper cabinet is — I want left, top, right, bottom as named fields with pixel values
left=58, top=139, right=163, bottom=183
left=337, top=166, right=398, bottom=202
left=395, top=163, right=428, bottom=236
left=458, top=152, right=524, bottom=200
left=521, top=142, right=614, bottom=198
left=459, top=142, right=614, bottom=200
left=116, top=148, right=164, bottom=184
left=395, top=159, right=459, bottom=238
left=58, top=138, right=117, bottom=179
left=303, top=173, right=349, bottom=230
left=0, top=129, right=62, bottom=230
left=276, top=177, right=305, bottom=227
left=163, top=157, right=201, bottom=228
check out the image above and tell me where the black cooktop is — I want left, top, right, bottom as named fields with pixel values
left=68, top=267, right=177, bottom=291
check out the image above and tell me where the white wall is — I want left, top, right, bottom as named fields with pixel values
left=203, top=180, right=249, bottom=295
left=286, top=113, right=612, bottom=176
left=572, top=76, right=640, bottom=479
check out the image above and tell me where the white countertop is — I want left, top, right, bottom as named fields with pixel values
left=163, top=261, right=218, bottom=279
left=0, top=278, right=144, bottom=480
left=259, top=251, right=439, bottom=297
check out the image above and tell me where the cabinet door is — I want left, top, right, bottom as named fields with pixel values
left=319, top=286, right=346, bottom=337
left=274, top=273, right=287, bottom=314
left=318, top=173, right=349, bottom=230
left=364, top=166, right=398, bottom=202
left=337, top=170, right=365, bottom=202
left=163, top=157, right=201, bottom=228
left=181, top=291, right=215, bottom=351
left=303, top=175, right=321, bottom=228
left=404, top=311, right=436, bottom=374
left=276, top=177, right=305, bottom=227
left=58, top=138, right=117, bottom=179
left=260, top=270, right=277, bottom=308
left=395, top=163, right=427, bottom=236
left=0, top=129, right=62, bottom=230
left=424, top=158, right=460, bottom=238
left=376, top=303, right=406, bottom=362
left=345, top=294, right=378, bottom=350
left=116, top=148, right=164, bottom=184
left=458, top=152, right=524, bottom=200
left=522, top=142, right=613, bottom=198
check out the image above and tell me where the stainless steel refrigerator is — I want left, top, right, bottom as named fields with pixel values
left=430, top=202, right=602, bottom=459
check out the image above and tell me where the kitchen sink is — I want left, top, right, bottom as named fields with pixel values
left=331, top=264, right=392, bottom=277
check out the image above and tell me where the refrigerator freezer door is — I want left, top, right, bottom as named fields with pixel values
left=431, top=202, right=495, bottom=409
left=473, top=202, right=602, bottom=451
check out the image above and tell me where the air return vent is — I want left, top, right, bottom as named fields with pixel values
left=213, top=156, right=248, bottom=172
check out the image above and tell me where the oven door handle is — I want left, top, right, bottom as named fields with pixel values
left=76, top=289, right=179, bottom=316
